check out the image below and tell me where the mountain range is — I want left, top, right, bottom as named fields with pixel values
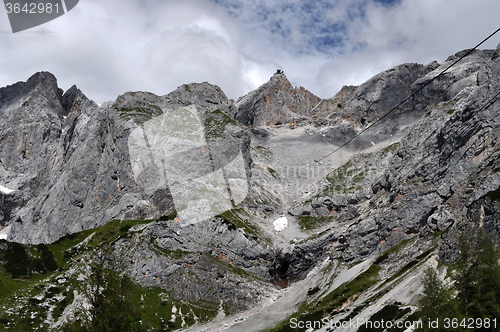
left=0, top=43, right=500, bottom=331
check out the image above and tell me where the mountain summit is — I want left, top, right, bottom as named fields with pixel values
left=235, top=71, right=335, bottom=127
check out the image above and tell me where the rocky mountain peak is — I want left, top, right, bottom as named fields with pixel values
left=235, top=70, right=331, bottom=127
left=233, top=61, right=440, bottom=130
left=165, top=81, right=236, bottom=117
left=268, top=69, right=292, bottom=86
left=25, top=71, right=60, bottom=92
left=60, top=84, right=95, bottom=118
left=0, top=72, right=253, bottom=244
left=0, top=71, right=63, bottom=115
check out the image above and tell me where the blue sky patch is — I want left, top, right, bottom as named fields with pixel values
left=209, top=0, right=354, bottom=55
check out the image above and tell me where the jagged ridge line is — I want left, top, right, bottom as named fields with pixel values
left=393, top=58, right=500, bottom=186
left=315, top=27, right=500, bottom=163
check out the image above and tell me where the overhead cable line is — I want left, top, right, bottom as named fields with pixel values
left=392, top=86, right=500, bottom=189
left=315, top=27, right=500, bottom=163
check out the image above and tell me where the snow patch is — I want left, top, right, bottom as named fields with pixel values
left=0, top=185, right=15, bottom=194
left=273, top=217, right=288, bottom=232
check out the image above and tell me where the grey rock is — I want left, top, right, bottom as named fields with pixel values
left=235, top=72, right=335, bottom=127
left=337, top=62, right=437, bottom=125
left=427, top=207, right=455, bottom=232
left=114, top=214, right=276, bottom=312
left=0, top=74, right=251, bottom=243
left=2, top=46, right=500, bottom=325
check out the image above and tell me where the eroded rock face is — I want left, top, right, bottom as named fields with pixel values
left=234, top=62, right=438, bottom=132
left=0, top=74, right=251, bottom=244
left=273, top=48, right=500, bottom=279
left=114, top=214, right=277, bottom=313
left=233, top=62, right=442, bottom=154
left=335, top=62, right=439, bottom=125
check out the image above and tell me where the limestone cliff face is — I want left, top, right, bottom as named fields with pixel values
left=0, top=73, right=167, bottom=243
left=286, top=47, right=500, bottom=275
left=332, top=62, right=438, bottom=126
left=0, top=74, right=251, bottom=244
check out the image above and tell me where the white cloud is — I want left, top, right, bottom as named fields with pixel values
left=0, top=0, right=499, bottom=103
left=306, top=0, right=500, bottom=97
left=241, top=58, right=281, bottom=90
left=0, top=0, right=249, bottom=102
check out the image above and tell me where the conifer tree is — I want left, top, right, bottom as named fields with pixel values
left=475, top=233, right=500, bottom=325
left=417, top=267, right=451, bottom=331
left=455, top=229, right=479, bottom=316
left=418, top=227, right=500, bottom=331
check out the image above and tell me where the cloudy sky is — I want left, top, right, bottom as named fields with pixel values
left=1, top=0, right=499, bottom=104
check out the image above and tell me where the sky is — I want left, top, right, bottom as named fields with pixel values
left=0, top=0, right=499, bottom=104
